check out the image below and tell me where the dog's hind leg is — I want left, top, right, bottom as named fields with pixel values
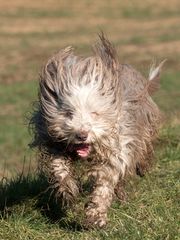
left=49, top=156, right=79, bottom=205
left=114, top=179, right=127, bottom=202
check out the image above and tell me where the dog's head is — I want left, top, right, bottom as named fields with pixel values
left=39, top=35, right=120, bottom=157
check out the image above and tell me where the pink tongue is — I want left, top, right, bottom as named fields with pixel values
left=76, top=145, right=90, bottom=158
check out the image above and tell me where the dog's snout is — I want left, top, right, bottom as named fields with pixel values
left=76, top=131, right=88, bottom=141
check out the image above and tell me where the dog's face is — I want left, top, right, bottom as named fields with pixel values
left=59, top=84, right=114, bottom=156
left=49, top=83, right=117, bottom=157
left=40, top=52, right=118, bottom=158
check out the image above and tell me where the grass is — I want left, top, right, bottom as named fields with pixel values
left=0, top=0, right=179, bottom=239
left=0, top=132, right=179, bottom=240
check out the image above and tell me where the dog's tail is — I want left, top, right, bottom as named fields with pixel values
left=147, top=59, right=166, bottom=95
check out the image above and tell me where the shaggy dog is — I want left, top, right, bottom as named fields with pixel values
left=30, top=34, right=164, bottom=228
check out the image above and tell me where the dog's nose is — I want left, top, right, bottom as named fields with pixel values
left=76, top=131, right=88, bottom=141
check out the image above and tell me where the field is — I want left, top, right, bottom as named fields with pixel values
left=0, top=0, right=179, bottom=239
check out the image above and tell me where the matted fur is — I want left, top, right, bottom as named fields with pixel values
left=30, top=34, right=164, bottom=228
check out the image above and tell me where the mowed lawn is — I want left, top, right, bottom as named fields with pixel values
left=0, top=1, right=179, bottom=239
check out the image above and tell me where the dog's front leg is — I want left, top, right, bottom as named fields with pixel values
left=50, top=156, right=79, bottom=205
left=85, top=159, right=120, bottom=228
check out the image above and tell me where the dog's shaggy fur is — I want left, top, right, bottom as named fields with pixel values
left=30, top=34, right=164, bottom=228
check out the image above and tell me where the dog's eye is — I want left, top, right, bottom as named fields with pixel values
left=91, top=111, right=99, bottom=118
left=65, top=111, right=73, bottom=119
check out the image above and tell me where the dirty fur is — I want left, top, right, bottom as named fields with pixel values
left=29, top=34, right=164, bottom=228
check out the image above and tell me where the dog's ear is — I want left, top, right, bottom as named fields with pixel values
left=148, top=59, right=166, bottom=95
left=46, top=59, right=58, bottom=82
left=39, top=57, right=59, bottom=102
left=94, top=33, right=119, bottom=74
left=42, top=46, right=73, bottom=81
left=40, top=47, right=73, bottom=97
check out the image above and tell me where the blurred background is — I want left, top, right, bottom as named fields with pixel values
left=0, top=0, right=180, bottom=178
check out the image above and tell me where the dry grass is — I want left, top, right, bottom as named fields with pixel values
left=0, top=1, right=180, bottom=85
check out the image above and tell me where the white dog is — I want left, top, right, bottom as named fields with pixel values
left=30, top=34, right=164, bottom=228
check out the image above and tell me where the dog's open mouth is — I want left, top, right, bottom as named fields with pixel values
left=68, top=143, right=91, bottom=158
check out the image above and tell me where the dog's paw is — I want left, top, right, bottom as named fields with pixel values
left=114, top=181, right=127, bottom=202
left=54, top=176, right=79, bottom=206
left=84, top=206, right=107, bottom=229
left=114, top=186, right=127, bottom=202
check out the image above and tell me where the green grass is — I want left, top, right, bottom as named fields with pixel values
left=0, top=130, right=179, bottom=240
left=0, top=81, right=37, bottom=172
left=0, top=0, right=180, bottom=239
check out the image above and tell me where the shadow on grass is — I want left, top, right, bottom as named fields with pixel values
left=0, top=173, right=83, bottom=232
